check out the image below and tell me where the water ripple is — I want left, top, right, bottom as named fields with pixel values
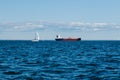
left=0, top=40, right=120, bottom=79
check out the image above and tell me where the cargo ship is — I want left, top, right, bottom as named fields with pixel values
left=55, top=35, right=81, bottom=41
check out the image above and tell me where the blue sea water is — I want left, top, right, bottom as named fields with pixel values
left=0, top=40, right=120, bottom=80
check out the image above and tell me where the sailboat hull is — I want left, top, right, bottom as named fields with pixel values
left=32, top=40, right=39, bottom=42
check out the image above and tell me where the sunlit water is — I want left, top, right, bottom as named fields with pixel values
left=0, top=40, right=120, bottom=80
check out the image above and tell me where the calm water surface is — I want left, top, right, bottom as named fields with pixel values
left=0, top=40, right=120, bottom=80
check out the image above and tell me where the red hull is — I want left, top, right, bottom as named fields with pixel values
left=55, top=38, right=81, bottom=41
left=63, top=38, right=81, bottom=41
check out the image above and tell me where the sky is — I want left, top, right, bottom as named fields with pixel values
left=0, top=0, right=120, bottom=40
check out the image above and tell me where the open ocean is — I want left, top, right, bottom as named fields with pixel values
left=0, top=40, right=120, bottom=80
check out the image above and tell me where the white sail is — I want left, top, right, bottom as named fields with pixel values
left=32, top=32, right=39, bottom=42
left=35, top=32, right=39, bottom=40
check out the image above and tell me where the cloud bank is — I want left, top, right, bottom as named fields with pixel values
left=0, top=21, right=120, bottom=40
left=0, top=21, right=120, bottom=32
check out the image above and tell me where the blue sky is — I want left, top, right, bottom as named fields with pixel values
left=0, top=0, right=120, bottom=40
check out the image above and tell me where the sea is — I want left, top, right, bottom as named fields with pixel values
left=0, top=40, right=120, bottom=80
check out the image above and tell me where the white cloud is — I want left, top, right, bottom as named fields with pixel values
left=70, top=22, right=91, bottom=26
left=68, top=22, right=120, bottom=31
left=14, top=23, right=44, bottom=30
left=92, top=23, right=108, bottom=27
left=115, top=25, right=120, bottom=28
left=0, top=21, right=120, bottom=40
left=93, top=28, right=101, bottom=31
left=0, top=21, right=120, bottom=32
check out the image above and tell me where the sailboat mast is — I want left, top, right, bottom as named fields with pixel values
left=35, top=32, right=39, bottom=40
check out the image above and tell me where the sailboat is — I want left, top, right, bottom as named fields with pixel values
left=32, top=32, right=40, bottom=42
